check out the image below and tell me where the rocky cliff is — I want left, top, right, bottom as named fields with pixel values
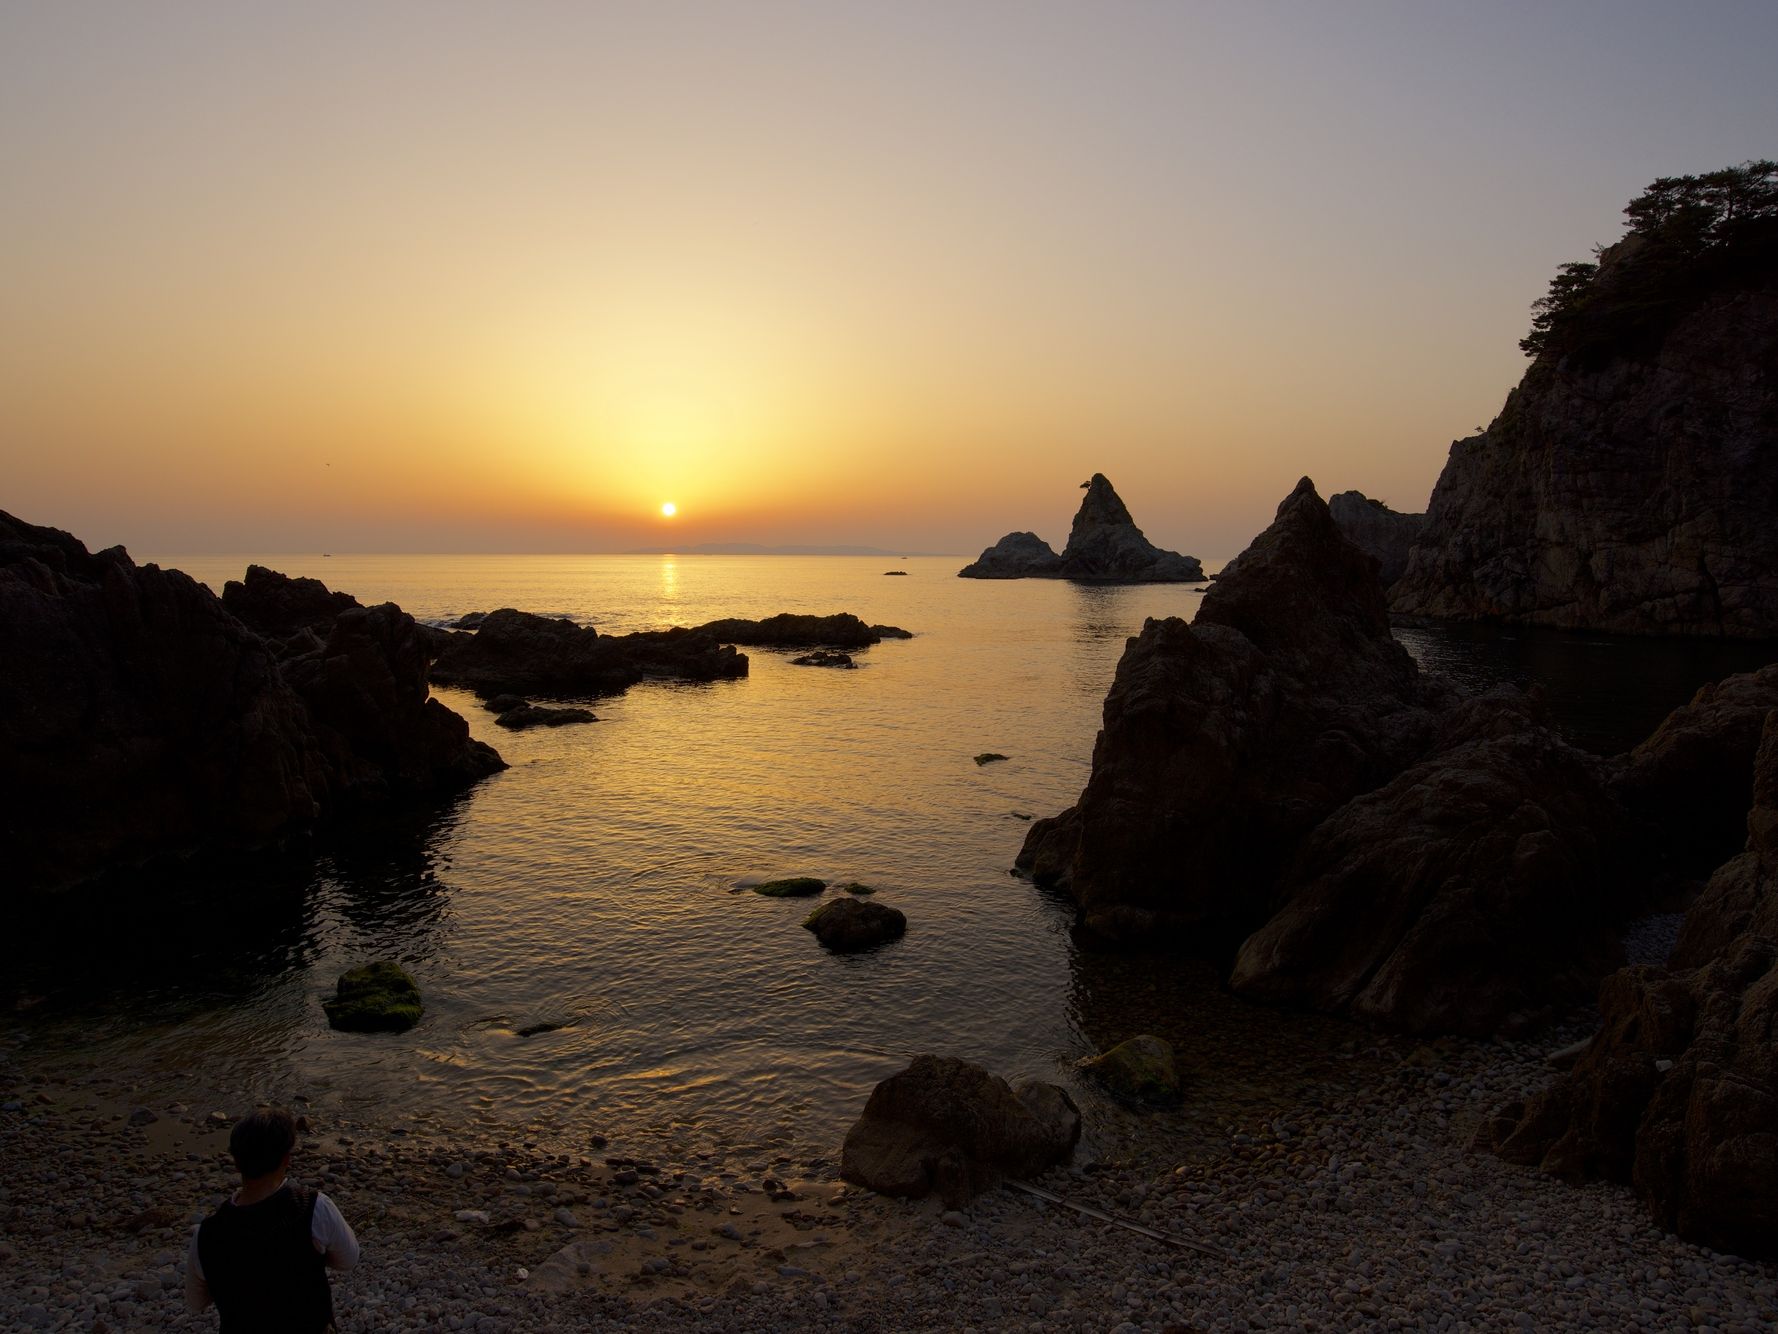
left=959, top=474, right=1203, bottom=582
left=1392, top=229, right=1778, bottom=636
left=2, top=520, right=502, bottom=895
left=1327, top=491, right=1424, bottom=586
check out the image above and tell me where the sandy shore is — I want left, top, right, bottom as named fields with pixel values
left=3, top=1008, right=1776, bottom=1334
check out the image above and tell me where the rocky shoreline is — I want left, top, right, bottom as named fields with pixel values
left=4, top=970, right=1776, bottom=1333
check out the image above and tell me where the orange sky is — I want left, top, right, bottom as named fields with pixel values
left=5, top=3, right=1776, bottom=558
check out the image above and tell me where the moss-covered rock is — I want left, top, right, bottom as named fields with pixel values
left=752, top=877, right=827, bottom=898
left=323, top=961, right=424, bottom=1033
left=1077, top=1034, right=1182, bottom=1107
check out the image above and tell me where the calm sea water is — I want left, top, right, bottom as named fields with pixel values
left=7, top=554, right=1772, bottom=1154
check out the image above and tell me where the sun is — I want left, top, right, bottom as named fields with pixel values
left=660, top=501, right=677, bottom=517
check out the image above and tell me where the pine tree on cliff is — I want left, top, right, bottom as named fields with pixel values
left=1520, top=159, right=1778, bottom=361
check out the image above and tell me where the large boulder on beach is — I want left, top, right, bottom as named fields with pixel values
left=1231, top=689, right=1625, bottom=1035
left=1016, top=479, right=1445, bottom=944
left=1327, top=491, right=1424, bottom=586
left=430, top=608, right=747, bottom=697
left=960, top=475, right=1203, bottom=583
left=1493, top=710, right=1778, bottom=1258
left=840, top=1055, right=1079, bottom=1205
left=802, top=897, right=906, bottom=952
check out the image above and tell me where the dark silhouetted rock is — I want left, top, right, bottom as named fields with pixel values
left=1017, top=479, right=1444, bottom=944
left=1391, top=248, right=1778, bottom=636
left=323, top=961, right=423, bottom=1033
left=1077, top=1034, right=1183, bottom=1107
left=790, top=649, right=855, bottom=669
left=482, top=693, right=527, bottom=714
left=695, top=612, right=907, bottom=648
left=959, top=475, right=1203, bottom=582
left=1492, top=710, right=1778, bottom=1257
left=1231, top=689, right=1625, bottom=1036
left=956, top=531, right=1063, bottom=579
left=1327, top=491, right=1425, bottom=586
left=2, top=521, right=503, bottom=895
left=430, top=608, right=747, bottom=697
left=802, top=897, right=907, bottom=951
left=494, top=703, right=597, bottom=729
left=973, top=752, right=1008, bottom=766
left=840, top=1055, right=1079, bottom=1205
left=751, top=877, right=826, bottom=898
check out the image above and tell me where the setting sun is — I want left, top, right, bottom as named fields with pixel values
left=660, top=502, right=677, bottom=517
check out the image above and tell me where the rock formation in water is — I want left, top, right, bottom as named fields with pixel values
left=693, top=612, right=910, bottom=647
left=429, top=608, right=747, bottom=697
left=1392, top=177, right=1778, bottom=637
left=802, top=896, right=907, bottom=951
left=840, top=1054, right=1079, bottom=1205
left=1018, top=478, right=1446, bottom=944
left=2, top=518, right=502, bottom=894
left=1490, top=709, right=1778, bottom=1258
left=1327, top=491, right=1424, bottom=586
left=1019, top=478, right=1638, bottom=1036
left=959, top=475, right=1204, bottom=582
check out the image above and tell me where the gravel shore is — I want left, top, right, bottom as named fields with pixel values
left=4, top=984, right=1775, bottom=1334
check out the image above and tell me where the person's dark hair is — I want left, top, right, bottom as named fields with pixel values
left=229, top=1107, right=298, bottom=1179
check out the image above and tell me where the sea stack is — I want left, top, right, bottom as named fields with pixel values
left=958, top=474, right=1203, bottom=583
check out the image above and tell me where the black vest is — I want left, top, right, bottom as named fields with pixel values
left=196, top=1182, right=334, bottom=1334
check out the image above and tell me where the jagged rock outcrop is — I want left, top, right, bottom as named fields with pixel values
left=1327, top=491, right=1425, bottom=586
left=840, top=1055, right=1079, bottom=1205
left=1392, top=246, right=1778, bottom=637
left=430, top=608, right=747, bottom=697
left=1231, top=689, right=1624, bottom=1036
left=959, top=475, right=1203, bottom=582
left=1491, top=710, right=1778, bottom=1258
left=221, top=564, right=359, bottom=638
left=2, top=515, right=501, bottom=894
left=1017, top=479, right=1445, bottom=944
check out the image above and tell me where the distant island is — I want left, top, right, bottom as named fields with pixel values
left=627, top=542, right=949, bottom=557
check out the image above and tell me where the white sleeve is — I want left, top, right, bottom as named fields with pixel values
left=311, top=1191, right=361, bottom=1271
left=184, top=1228, right=211, bottom=1312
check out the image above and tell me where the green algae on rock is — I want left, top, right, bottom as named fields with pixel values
left=324, top=961, right=424, bottom=1033
left=751, top=877, right=827, bottom=898
left=1077, top=1033, right=1183, bottom=1107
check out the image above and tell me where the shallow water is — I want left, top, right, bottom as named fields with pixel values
left=6, top=554, right=1772, bottom=1151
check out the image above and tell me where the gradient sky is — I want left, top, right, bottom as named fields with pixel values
left=4, top=2, right=1776, bottom=558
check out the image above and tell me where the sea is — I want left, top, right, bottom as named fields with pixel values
left=6, top=554, right=1773, bottom=1157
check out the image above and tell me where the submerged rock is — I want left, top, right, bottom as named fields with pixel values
left=840, top=1055, right=1079, bottom=1205
left=1491, top=710, right=1778, bottom=1257
left=803, top=897, right=907, bottom=951
left=751, top=877, right=827, bottom=898
left=494, top=703, right=598, bottom=730
left=323, top=961, right=423, bottom=1033
left=959, top=475, right=1204, bottom=583
left=1077, top=1034, right=1183, bottom=1107
left=973, top=752, right=1008, bottom=766
left=790, top=649, right=856, bottom=669
left=1327, top=491, right=1424, bottom=587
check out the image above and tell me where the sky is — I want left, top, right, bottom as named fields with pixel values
left=4, top=2, right=1776, bottom=558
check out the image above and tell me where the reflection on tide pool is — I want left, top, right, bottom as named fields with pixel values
left=5, top=554, right=1773, bottom=1151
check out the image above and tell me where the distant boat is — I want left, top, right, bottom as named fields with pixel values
left=322, top=553, right=332, bottom=558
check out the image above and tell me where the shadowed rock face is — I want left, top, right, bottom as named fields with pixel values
left=1231, top=690, right=1624, bottom=1037
left=693, top=612, right=908, bottom=648
left=1391, top=276, right=1778, bottom=637
left=1327, top=491, right=1425, bottom=587
left=2, top=517, right=502, bottom=894
left=1492, top=711, right=1778, bottom=1258
left=1018, top=479, right=1443, bottom=945
left=959, top=474, right=1203, bottom=583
